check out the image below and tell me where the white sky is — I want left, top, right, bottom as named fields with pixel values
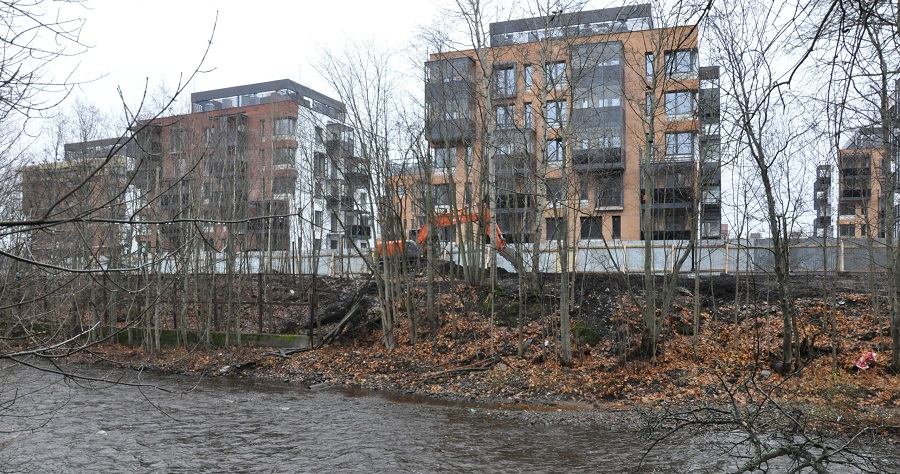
left=51, top=0, right=442, bottom=117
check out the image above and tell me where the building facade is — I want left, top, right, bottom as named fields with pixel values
left=21, top=137, right=135, bottom=268
left=401, top=4, right=720, bottom=250
left=130, top=79, right=374, bottom=271
left=836, top=127, right=887, bottom=239
left=813, top=164, right=833, bottom=238
left=22, top=79, right=374, bottom=272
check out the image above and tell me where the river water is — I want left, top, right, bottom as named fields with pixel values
left=1, top=363, right=896, bottom=473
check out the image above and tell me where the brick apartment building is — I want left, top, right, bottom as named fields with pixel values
left=22, top=80, right=374, bottom=272
left=130, top=79, right=374, bottom=269
left=21, top=137, right=135, bottom=268
left=397, top=4, right=720, bottom=248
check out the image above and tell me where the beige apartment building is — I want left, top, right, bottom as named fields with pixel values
left=397, top=4, right=721, bottom=249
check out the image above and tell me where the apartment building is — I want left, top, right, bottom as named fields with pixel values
left=21, top=137, right=135, bottom=268
left=21, top=79, right=374, bottom=272
left=404, top=4, right=720, bottom=249
left=128, top=79, right=374, bottom=269
left=813, top=164, right=833, bottom=238
left=836, top=127, right=887, bottom=238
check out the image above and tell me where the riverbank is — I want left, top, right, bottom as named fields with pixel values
left=75, top=277, right=900, bottom=440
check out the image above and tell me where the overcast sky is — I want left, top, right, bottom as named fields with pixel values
left=51, top=0, right=443, bottom=117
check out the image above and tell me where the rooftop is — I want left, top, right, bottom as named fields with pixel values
left=489, top=4, right=653, bottom=46
left=190, top=79, right=345, bottom=121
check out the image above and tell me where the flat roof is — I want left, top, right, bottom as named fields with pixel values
left=489, top=4, right=652, bottom=37
left=190, top=79, right=345, bottom=119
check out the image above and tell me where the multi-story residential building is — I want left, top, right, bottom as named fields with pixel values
left=20, top=137, right=136, bottom=268
left=402, top=4, right=720, bottom=251
left=813, top=164, right=832, bottom=238
left=836, top=127, right=885, bottom=238
left=21, top=79, right=374, bottom=272
left=129, top=79, right=374, bottom=271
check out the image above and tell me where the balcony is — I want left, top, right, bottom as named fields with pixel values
left=326, top=139, right=355, bottom=159
left=572, top=147, right=624, bottom=170
left=426, top=118, right=476, bottom=144
left=346, top=225, right=372, bottom=238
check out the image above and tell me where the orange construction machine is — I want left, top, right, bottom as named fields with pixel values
left=375, top=206, right=507, bottom=260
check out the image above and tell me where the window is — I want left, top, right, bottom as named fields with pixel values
left=330, top=213, right=339, bottom=232
left=612, top=216, right=621, bottom=239
left=203, top=127, right=215, bottom=146
left=545, top=61, right=567, bottom=88
left=524, top=65, right=533, bottom=90
left=838, top=202, right=855, bottom=216
left=259, top=120, right=265, bottom=141
left=839, top=224, right=855, bottom=237
left=580, top=216, right=603, bottom=240
left=645, top=53, right=654, bottom=80
left=434, top=147, right=456, bottom=170
left=596, top=172, right=623, bottom=207
left=169, top=128, right=186, bottom=153
left=494, top=66, right=516, bottom=96
left=646, top=92, right=655, bottom=119
left=314, top=210, right=323, bottom=227
left=665, top=50, right=697, bottom=77
left=546, top=178, right=564, bottom=201
left=314, top=152, right=327, bottom=175
left=274, top=117, right=296, bottom=137
left=546, top=217, right=564, bottom=241
left=433, top=183, right=452, bottom=206
left=597, top=96, right=621, bottom=108
left=495, top=104, right=515, bottom=129
left=598, top=128, right=622, bottom=148
left=546, top=100, right=567, bottom=127
left=315, top=126, right=324, bottom=143
left=330, top=239, right=339, bottom=250
left=546, top=139, right=564, bottom=162
left=665, top=133, right=695, bottom=157
left=665, top=92, right=694, bottom=117
left=273, top=176, right=295, bottom=195
left=524, top=103, right=533, bottom=129
left=274, top=147, right=295, bottom=166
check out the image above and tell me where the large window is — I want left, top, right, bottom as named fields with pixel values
left=839, top=224, right=855, bottom=237
left=596, top=172, right=623, bottom=207
left=546, top=139, right=565, bottom=162
left=546, top=100, right=567, bottom=127
left=544, top=61, right=567, bottom=88
left=665, top=133, right=695, bottom=158
left=273, top=176, right=295, bottom=196
left=274, top=117, right=296, bottom=137
left=546, top=217, right=564, bottom=241
left=274, top=147, right=295, bottom=166
left=169, top=128, right=186, bottom=153
left=495, top=104, right=515, bottom=129
left=580, top=216, right=603, bottom=240
left=433, top=183, right=453, bottom=207
left=546, top=177, right=564, bottom=202
left=494, top=66, right=516, bottom=96
left=665, top=91, right=694, bottom=118
left=665, top=50, right=697, bottom=77
left=433, top=147, right=456, bottom=170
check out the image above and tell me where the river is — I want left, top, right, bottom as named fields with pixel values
left=1, top=363, right=896, bottom=473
